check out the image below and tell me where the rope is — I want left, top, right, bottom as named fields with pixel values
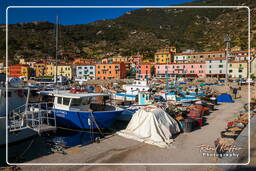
left=56, top=126, right=115, bottom=135
left=16, top=139, right=35, bottom=161
left=90, top=112, right=104, bottom=137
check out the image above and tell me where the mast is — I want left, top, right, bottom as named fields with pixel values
left=55, top=15, right=59, bottom=85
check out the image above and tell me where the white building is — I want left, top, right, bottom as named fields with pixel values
left=75, top=65, right=95, bottom=82
left=205, top=57, right=227, bottom=78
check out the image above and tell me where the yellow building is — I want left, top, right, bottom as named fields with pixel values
left=56, top=65, right=72, bottom=80
left=45, top=64, right=55, bottom=77
left=21, top=66, right=31, bottom=78
left=228, top=61, right=248, bottom=78
left=112, top=56, right=128, bottom=63
left=34, top=63, right=46, bottom=77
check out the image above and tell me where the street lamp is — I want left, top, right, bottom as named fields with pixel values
left=224, top=34, right=231, bottom=87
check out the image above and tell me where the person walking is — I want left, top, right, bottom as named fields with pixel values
left=195, top=87, right=199, bottom=95
left=233, top=87, right=238, bottom=99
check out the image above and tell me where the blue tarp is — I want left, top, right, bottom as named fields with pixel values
left=217, top=94, right=234, bottom=103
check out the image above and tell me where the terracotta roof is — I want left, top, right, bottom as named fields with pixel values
left=205, top=57, right=226, bottom=60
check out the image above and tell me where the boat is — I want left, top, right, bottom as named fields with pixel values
left=39, top=89, right=124, bottom=129
left=112, top=80, right=150, bottom=102
left=0, top=77, right=37, bottom=146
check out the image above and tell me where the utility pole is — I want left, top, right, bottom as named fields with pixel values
left=224, top=34, right=231, bottom=87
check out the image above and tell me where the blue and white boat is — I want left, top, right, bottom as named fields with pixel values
left=40, top=90, right=124, bottom=129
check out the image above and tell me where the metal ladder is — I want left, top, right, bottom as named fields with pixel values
left=9, top=102, right=57, bottom=134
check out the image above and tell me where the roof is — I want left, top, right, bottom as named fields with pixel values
left=39, top=90, right=110, bottom=99
left=175, top=51, right=224, bottom=56
left=205, top=57, right=226, bottom=60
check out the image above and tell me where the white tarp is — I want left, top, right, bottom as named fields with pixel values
left=117, top=106, right=181, bottom=148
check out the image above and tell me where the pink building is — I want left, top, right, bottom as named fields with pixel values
left=155, top=63, right=206, bottom=78
left=136, top=63, right=152, bottom=80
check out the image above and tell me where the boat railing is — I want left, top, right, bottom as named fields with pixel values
left=9, top=102, right=56, bottom=133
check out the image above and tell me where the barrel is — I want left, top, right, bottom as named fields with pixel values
left=184, top=118, right=193, bottom=132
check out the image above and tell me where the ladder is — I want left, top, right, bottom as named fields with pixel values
left=9, top=102, right=57, bottom=134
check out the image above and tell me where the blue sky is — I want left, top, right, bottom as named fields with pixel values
left=0, top=0, right=196, bottom=25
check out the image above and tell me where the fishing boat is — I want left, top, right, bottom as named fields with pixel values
left=39, top=89, right=124, bottom=129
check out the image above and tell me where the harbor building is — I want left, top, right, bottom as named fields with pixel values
left=154, top=47, right=175, bottom=64
left=155, top=63, right=206, bottom=78
left=96, top=63, right=126, bottom=80
left=174, top=51, right=225, bottom=64
left=205, top=57, right=227, bottom=78
left=75, top=65, right=96, bottom=81
left=228, top=61, right=248, bottom=78
left=136, top=63, right=152, bottom=80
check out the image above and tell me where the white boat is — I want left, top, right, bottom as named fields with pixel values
left=112, top=80, right=150, bottom=101
left=0, top=80, right=37, bottom=146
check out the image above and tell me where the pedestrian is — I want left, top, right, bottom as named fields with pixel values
left=233, top=87, right=238, bottom=99
left=195, top=87, right=199, bottom=95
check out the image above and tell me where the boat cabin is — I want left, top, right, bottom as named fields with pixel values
left=49, top=91, right=114, bottom=112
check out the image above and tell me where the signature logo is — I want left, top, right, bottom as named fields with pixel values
left=196, top=144, right=244, bottom=158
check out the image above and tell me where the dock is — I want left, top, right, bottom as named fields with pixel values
left=18, top=86, right=253, bottom=171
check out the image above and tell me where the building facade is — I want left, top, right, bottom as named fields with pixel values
left=154, top=48, right=174, bottom=64
left=174, top=51, right=225, bottom=63
left=205, top=57, right=227, bottom=78
left=136, top=63, right=152, bottom=80
left=155, top=63, right=206, bottom=78
left=228, top=61, right=248, bottom=78
left=96, top=63, right=126, bottom=80
left=8, top=64, right=31, bottom=79
left=75, top=65, right=95, bottom=81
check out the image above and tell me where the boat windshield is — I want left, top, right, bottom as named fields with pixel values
left=70, top=97, right=92, bottom=107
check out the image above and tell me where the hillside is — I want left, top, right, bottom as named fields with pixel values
left=0, top=0, right=256, bottom=62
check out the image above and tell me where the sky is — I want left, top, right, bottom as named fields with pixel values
left=0, top=0, right=196, bottom=25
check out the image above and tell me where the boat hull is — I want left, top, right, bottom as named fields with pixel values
left=0, top=117, right=37, bottom=146
left=53, top=109, right=123, bottom=129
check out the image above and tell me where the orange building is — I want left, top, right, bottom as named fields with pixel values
left=96, top=63, right=126, bottom=80
left=8, top=64, right=31, bottom=78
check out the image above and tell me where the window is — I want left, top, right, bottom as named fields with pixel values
left=191, top=65, right=194, bottom=68
left=209, top=71, right=211, bottom=73
left=90, top=67, right=93, bottom=69
left=219, top=65, right=223, bottom=68
left=220, top=60, right=222, bottom=63
left=98, top=66, right=100, bottom=68
left=200, top=65, right=202, bottom=68
left=220, top=70, right=222, bottom=73
left=183, top=65, right=185, bottom=68
left=229, top=70, right=233, bottom=73
left=78, top=67, right=82, bottom=69
left=57, top=97, right=62, bottom=104
left=229, top=64, right=232, bottom=67
left=98, top=71, right=100, bottom=74
left=90, top=72, right=93, bottom=74
left=239, top=69, right=243, bottom=73
left=63, top=98, right=70, bottom=106
left=209, top=60, right=212, bottom=63
left=209, top=65, right=212, bottom=68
